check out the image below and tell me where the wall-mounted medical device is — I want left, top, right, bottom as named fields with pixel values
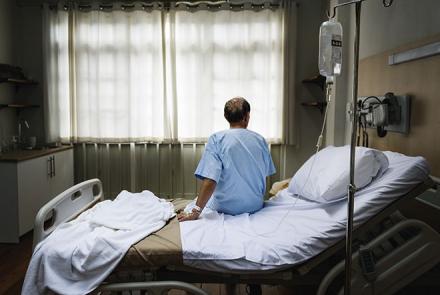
left=357, top=93, right=411, bottom=138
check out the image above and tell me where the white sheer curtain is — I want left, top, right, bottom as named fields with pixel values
left=43, top=6, right=71, bottom=142
left=74, top=9, right=165, bottom=142
left=44, top=3, right=285, bottom=143
left=172, top=9, right=284, bottom=142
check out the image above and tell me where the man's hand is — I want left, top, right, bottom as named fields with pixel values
left=178, top=178, right=215, bottom=222
left=177, top=211, right=200, bottom=222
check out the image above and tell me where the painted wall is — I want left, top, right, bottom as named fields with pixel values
left=0, top=1, right=14, bottom=61
left=14, top=4, right=46, bottom=146
left=0, top=0, right=16, bottom=151
left=284, top=0, right=328, bottom=178
left=0, top=0, right=45, bottom=151
left=359, top=0, right=440, bottom=59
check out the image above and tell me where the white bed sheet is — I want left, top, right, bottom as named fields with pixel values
left=180, top=151, right=429, bottom=272
left=23, top=191, right=175, bottom=295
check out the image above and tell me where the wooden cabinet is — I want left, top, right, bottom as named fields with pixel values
left=0, top=147, right=73, bottom=242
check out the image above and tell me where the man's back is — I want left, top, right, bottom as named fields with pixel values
left=195, top=128, right=275, bottom=215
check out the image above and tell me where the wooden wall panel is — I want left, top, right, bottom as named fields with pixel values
left=358, top=34, right=440, bottom=176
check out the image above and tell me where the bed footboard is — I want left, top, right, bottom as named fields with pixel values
left=33, top=178, right=104, bottom=249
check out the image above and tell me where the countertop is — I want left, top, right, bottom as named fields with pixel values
left=0, top=145, right=73, bottom=162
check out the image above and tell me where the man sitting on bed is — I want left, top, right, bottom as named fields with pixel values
left=178, top=97, right=276, bottom=222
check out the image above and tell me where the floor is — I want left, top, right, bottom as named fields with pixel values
left=1, top=230, right=439, bottom=295
left=0, top=231, right=32, bottom=294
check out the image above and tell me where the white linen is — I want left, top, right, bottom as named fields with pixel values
left=22, top=190, right=174, bottom=295
left=181, top=151, right=429, bottom=271
left=288, top=145, right=389, bottom=203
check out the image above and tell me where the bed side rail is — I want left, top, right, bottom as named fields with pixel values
left=33, top=178, right=104, bottom=249
left=296, top=177, right=434, bottom=275
left=317, top=219, right=440, bottom=295
left=97, top=281, right=209, bottom=295
left=429, top=175, right=440, bottom=187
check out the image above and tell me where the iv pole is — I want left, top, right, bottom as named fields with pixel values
left=326, top=0, right=394, bottom=294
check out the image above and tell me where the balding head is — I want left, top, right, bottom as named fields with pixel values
left=224, top=97, right=251, bottom=125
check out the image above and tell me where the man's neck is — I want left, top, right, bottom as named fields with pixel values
left=229, top=123, right=247, bottom=129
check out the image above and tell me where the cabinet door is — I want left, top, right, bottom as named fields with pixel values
left=49, top=149, right=74, bottom=199
left=17, top=156, right=51, bottom=236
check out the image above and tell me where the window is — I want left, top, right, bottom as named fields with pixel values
left=44, top=5, right=284, bottom=143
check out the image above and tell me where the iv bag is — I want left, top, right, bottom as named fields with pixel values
left=319, top=19, right=343, bottom=79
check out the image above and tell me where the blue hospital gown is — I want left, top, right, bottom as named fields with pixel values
left=195, top=129, right=276, bottom=215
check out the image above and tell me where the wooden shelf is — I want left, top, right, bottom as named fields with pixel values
left=0, top=77, right=38, bottom=85
left=302, top=74, right=326, bottom=91
left=301, top=101, right=327, bottom=114
left=0, top=104, right=39, bottom=110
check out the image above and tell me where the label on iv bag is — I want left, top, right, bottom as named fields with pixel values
left=331, top=35, right=342, bottom=47
left=331, top=34, right=342, bottom=74
left=332, top=34, right=342, bottom=58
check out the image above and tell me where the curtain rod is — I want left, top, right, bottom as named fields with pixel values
left=44, top=1, right=280, bottom=11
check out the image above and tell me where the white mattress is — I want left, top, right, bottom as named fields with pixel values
left=180, top=151, right=430, bottom=272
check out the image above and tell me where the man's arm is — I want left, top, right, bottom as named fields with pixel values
left=178, top=178, right=216, bottom=222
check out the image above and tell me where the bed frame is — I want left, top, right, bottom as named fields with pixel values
left=33, top=177, right=438, bottom=294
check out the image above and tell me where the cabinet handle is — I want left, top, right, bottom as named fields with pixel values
left=51, top=156, right=54, bottom=178
left=53, top=156, right=56, bottom=177
left=47, top=157, right=52, bottom=177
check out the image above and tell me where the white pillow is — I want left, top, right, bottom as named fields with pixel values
left=288, top=145, right=389, bottom=203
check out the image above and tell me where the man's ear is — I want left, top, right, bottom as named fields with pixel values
left=244, top=112, right=250, bottom=123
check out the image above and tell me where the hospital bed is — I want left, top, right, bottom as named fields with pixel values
left=31, top=152, right=440, bottom=294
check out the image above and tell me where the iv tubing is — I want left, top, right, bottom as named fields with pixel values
left=253, top=82, right=333, bottom=237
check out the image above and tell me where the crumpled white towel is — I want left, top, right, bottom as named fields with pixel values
left=22, top=190, right=175, bottom=295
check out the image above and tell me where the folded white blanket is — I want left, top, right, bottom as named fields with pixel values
left=22, top=190, right=175, bottom=295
